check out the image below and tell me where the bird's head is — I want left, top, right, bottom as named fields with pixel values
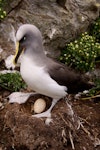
left=13, top=24, right=43, bottom=64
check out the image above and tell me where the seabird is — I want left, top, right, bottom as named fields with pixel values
left=12, top=24, right=93, bottom=118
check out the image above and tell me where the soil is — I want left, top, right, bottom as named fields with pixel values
left=0, top=89, right=100, bottom=150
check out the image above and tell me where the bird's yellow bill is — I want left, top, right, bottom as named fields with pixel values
left=13, top=42, right=24, bottom=65
left=13, top=42, right=19, bottom=65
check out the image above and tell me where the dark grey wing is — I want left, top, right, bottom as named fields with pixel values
left=46, top=59, right=93, bottom=94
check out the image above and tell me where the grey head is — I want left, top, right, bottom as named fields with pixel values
left=16, top=24, right=42, bottom=42
left=14, top=24, right=46, bottom=64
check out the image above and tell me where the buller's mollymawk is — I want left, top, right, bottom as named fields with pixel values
left=13, top=24, right=93, bottom=118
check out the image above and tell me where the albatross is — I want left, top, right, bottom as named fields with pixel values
left=11, top=24, right=93, bottom=118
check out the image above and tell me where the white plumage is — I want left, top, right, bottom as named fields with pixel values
left=20, top=54, right=67, bottom=100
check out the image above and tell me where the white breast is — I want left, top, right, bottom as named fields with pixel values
left=20, top=55, right=67, bottom=99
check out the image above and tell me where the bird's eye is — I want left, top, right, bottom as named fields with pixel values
left=20, top=36, right=26, bottom=43
left=23, top=36, right=26, bottom=41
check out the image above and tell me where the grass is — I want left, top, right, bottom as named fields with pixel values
left=0, top=72, right=27, bottom=91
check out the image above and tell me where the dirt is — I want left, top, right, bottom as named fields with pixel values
left=0, top=89, right=100, bottom=150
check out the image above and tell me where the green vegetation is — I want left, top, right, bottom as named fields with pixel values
left=89, top=77, right=100, bottom=96
left=90, top=17, right=100, bottom=42
left=0, top=0, right=6, bottom=20
left=0, top=72, right=27, bottom=91
left=59, top=32, right=100, bottom=72
left=59, top=17, right=100, bottom=73
left=81, top=77, right=100, bottom=100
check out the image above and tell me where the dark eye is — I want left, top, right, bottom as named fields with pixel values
left=20, top=36, right=26, bottom=43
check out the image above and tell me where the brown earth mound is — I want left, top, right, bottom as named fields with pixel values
left=0, top=90, right=100, bottom=150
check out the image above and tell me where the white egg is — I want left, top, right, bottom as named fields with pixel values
left=33, top=98, right=46, bottom=114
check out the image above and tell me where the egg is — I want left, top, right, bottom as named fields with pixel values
left=33, top=98, right=46, bottom=114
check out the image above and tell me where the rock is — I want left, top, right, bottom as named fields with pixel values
left=0, top=0, right=100, bottom=59
left=0, top=102, right=3, bottom=107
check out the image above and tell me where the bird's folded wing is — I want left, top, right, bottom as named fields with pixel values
left=46, top=60, right=93, bottom=93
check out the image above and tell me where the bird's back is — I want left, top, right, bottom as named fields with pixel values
left=46, top=58, right=94, bottom=94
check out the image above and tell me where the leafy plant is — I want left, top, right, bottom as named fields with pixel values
left=0, top=72, right=27, bottom=91
left=89, top=77, right=100, bottom=96
left=0, top=0, right=6, bottom=20
left=59, top=32, right=100, bottom=72
left=90, top=17, right=100, bottom=42
left=81, top=77, right=100, bottom=100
